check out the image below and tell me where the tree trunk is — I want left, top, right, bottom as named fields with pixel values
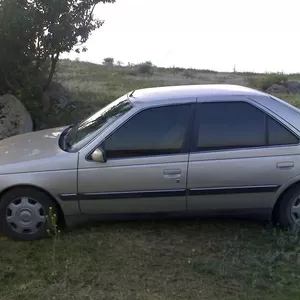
left=0, top=69, right=17, bottom=94
left=43, top=53, right=59, bottom=92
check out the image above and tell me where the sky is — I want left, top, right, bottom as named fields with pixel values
left=64, top=0, right=300, bottom=73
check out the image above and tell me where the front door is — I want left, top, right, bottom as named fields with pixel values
left=77, top=102, right=195, bottom=214
left=187, top=100, right=300, bottom=213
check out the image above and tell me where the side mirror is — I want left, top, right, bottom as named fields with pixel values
left=90, top=147, right=107, bottom=163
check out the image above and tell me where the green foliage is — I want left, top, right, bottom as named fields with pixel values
left=196, top=69, right=218, bottom=74
left=0, top=0, right=115, bottom=97
left=183, top=68, right=196, bottom=79
left=170, top=65, right=181, bottom=76
left=248, top=72, right=290, bottom=91
left=102, top=57, right=114, bottom=67
left=137, top=61, right=154, bottom=74
left=262, top=73, right=289, bottom=90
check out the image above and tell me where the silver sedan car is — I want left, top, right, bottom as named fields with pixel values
left=1, top=84, right=300, bottom=240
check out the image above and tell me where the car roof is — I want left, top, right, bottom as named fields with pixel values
left=129, top=84, right=266, bottom=102
left=127, top=84, right=300, bottom=135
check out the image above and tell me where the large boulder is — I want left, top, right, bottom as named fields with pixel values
left=266, top=80, right=300, bottom=95
left=286, top=80, right=300, bottom=93
left=0, top=94, right=33, bottom=140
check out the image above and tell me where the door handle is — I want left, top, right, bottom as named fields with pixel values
left=277, top=161, right=294, bottom=169
left=163, top=169, right=181, bottom=178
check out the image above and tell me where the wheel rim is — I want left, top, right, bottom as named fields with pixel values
left=291, top=195, right=300, bottom=227
left=5, top=197, right=46, bottom=235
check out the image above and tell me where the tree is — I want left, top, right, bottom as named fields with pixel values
left=0, top=0, right=115, bottom=96
left=138, top=61, right=154, bottom=74
left=102, top=57, right=114, bottom=66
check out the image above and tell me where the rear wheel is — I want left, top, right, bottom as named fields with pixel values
left=0, top=187, right=57, bottom=241
left=278, top=186, right=300, bottom=231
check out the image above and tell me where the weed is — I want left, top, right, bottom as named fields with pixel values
left=46, top=206, right=61, bottom=278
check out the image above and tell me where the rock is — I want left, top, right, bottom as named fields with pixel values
left=45, top=81, right=77, bottom=112
left=0, top=94, right=33, bottom=140
left=266, top=84, right=290, bottom=94
left=286, top=80, right=300, bottom=93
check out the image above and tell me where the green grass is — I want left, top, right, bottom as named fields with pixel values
left=3, top=60, right=300, bottom=299
left=1, top=220, right=300, bottom=300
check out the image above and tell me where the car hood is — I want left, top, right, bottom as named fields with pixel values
left=0, top=126, right=78, bottom=174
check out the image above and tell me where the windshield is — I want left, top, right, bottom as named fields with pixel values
left=65, top=95, right=134, bottom=151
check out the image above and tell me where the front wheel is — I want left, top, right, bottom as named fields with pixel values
left=0, top=187, right=58, bottom=241
left=277, top=186, right=300, bottom=231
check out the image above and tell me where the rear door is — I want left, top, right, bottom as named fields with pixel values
left=187, top=98, right=300, bottom=214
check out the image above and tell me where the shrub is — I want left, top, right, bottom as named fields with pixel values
left=103, top=57, right=114, bottom=66
left=137, top=61, right=153, bottom=75
left=169, top=66, right=186, bottom=76
left=261, top=73, right=289, bottom=90
left=183, top=68, right=196, bottom=79
left=197, top=69, right=218, bottom=74
left=248, top=73, right=290, bottom=91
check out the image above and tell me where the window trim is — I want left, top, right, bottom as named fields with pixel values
left=191, top=100, right=300, bottom=153
left=86, top=102, right=196, bottom=161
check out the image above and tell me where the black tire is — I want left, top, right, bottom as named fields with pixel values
left=277, top=185, right=300, bottom=231
left=0, top=187, right=57, bottom=241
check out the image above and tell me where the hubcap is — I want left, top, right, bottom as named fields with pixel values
left=6, top=197, right=46, bottom=234
left=291, top=196, right=300, bottom=227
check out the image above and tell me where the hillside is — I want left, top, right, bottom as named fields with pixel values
left=43, top=59, right=300, bottom=129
